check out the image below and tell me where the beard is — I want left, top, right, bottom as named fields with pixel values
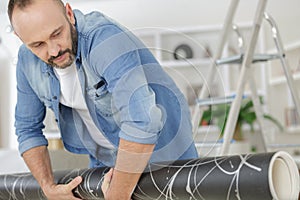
left=48, top=22, right=78, bottom=69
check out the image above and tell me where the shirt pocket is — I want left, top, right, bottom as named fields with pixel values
left=86, top=79, right=116, bottom=117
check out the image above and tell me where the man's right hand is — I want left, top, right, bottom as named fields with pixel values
left=43, top=176, right=83, bottom=200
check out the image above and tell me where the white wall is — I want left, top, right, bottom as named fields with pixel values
left=0, top=43, right=14, bottom=148
left=68, top=0, right=300, bottom=47
left=0, top=12, right=19, bottom=149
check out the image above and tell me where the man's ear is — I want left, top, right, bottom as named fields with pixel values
left=65, top=3, right=75, bottom=25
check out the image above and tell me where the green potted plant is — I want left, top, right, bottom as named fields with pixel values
left=200, top=97, right=283, bottom=141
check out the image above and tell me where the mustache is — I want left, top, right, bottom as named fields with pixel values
left=48, top=49, right=72, bottom=63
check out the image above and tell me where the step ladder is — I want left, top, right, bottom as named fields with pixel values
left=192, top=0, right=300, bottom=156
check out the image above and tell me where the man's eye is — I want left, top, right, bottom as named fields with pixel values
left=53, top=32, right=61, bottom=37
left=33, top=43, right=43, bottom=48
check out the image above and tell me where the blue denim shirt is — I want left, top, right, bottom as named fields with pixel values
left=15, top=10, right=198, bottom=167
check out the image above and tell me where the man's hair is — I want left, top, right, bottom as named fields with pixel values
left=8, top=0, right=65, bottom=23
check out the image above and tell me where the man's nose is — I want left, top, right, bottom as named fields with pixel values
left=48, top=41, right=60, bottom=57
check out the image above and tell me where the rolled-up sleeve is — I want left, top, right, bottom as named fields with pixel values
left=15, top=49, right=48, bottom=155
left=109, top=52, right=163, bottom=144
left=118, top=82, right=163, bottom=144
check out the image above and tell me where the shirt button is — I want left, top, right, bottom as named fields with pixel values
left=53, top=96, right=57, bottom=100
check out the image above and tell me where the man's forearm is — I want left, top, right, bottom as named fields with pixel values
left=107, top=139, right=155, bottom=199
left=22, top=146, right=55, bottom=191
left=22, top=146, right=83, bottom=200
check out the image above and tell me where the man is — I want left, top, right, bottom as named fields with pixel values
left=8, top=0, right=198, bottom=199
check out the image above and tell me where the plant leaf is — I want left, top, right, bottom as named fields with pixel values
left=263, top=114, right=284, bottom=131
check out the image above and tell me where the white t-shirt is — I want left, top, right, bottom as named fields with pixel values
left=54, top=63, right=114, bottom=149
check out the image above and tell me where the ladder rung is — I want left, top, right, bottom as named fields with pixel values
left=196, top=95, right=248, bottom=106
left=216, top=53, right=283, bottom=65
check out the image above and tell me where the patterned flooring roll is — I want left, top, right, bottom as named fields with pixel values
left=0, top=151, right=298, bottom=200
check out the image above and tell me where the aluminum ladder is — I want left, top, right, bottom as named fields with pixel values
left=192, top=0, right=300, bottom=155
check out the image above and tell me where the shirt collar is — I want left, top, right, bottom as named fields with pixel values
left=73, top=10, right=83, bottom=65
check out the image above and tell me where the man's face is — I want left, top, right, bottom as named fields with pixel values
left=12, top=1, right=77, bottom=69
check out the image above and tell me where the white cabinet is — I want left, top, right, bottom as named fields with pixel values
left=133, top=23, right=267, bottom=108
left=134, top=26, right=221, bottom=106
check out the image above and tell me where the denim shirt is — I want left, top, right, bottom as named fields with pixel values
left=15, top=10, right=198, bottom=167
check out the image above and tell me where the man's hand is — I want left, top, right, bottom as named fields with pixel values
left=101, top=139, right=154, bottom=200
left=101, top=168, right=133, bottom=200
left=22, top=146, right=83, bottom=199
left=43, top=176, right=83, bottom=200
left=101, top=168, right=114, bottom=199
